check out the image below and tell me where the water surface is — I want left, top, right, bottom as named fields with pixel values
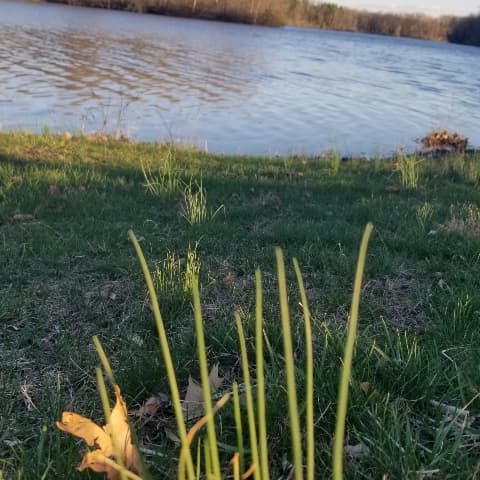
left=1, top=0, right=479, bottom=155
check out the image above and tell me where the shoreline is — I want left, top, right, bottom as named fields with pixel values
left=1, top=130, right=477, bottom=161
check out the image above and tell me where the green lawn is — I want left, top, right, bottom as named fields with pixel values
left=1, top=131, right=480, bottom=479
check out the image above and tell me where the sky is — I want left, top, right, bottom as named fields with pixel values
left=326, top=0, right=480, bottom=17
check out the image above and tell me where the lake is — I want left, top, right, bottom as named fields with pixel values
left=1, top=0, right=479, bottom=156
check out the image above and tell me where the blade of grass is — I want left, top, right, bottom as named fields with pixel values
left=191, top=275, right=222, bottom=480
left=178, top=394, right=230, bottom=479
left=128, top=230, right=194, bottom=480
left=195, top=439, right=201, bottom=480
left=233, top=381, right=245, bottom=475
left=332, top=222, right=374, bottom=480
left=276, top=248, right=303, bottom=480
left=93, top=335, right=116, bottom=386
left=293, top=259, right=314, bottom=480
left=235, top=312, right=261, bottom=480
left=231, top=452, right=241, bottom=480
left=204, top=440, right=212, bottom=479
left=93, top=336, right=147, bottom=479
left=255, top=270, right=270, bottom=480
left=95, top=368, right=128, bottom=480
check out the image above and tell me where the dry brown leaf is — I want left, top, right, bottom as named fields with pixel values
left=386, top=185, right=401, bottom=193
left=183, top=376, right=205, bottom=420
left=56, top=385, right=143, bottom=480
left=182, top=365, right=224, bottom=421
left=132, top=394, right=168, bottom=418
left=105, top=386, right=141, bottom=472
left=208, top=364, right=224, bottom=392
left=359, top=382, right=370, bottom=394
left=438, top=279, right=452, bottom=293
left=13, top=213, right=33, bottom=222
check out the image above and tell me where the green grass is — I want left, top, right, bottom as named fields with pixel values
left=1, top=131, right=480, bottom=479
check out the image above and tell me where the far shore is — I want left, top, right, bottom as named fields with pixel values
left=22, top=0, right=480, bottom=47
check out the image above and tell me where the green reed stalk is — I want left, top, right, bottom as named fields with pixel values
left=128, top=230, right=195, bottom=480
left=93, top=335, right=116, bottom=385
left=195, top=439, right=201, bottom=480
left=95, top=368, right=128, bottom=480
left=255, top=270, right=270, bottom=480
left=191, top=276, right=222, bottom=480
left=231, top=452, right=241, bottom=480
left=333, top=223, right=374, bottom=480
left=293, top=259, right=314, bottom=480
left=204, top=441, right=212, bottom=478
left=232, top=382, right=245, bottom=474
left=235, top=312, right=261, bottom=480
left=275, top=248, right=303, bottom=480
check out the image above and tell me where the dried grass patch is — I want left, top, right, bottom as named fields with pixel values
left=364, top=270, right=426, bottom=329
left=444, top=204, right=480, bottom=238
left=247, top=191, right=283, bottom=208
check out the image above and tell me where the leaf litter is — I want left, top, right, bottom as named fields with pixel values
left=56, top=384, right=144, bottom=480
left=132, top=364, right=224, bottom=423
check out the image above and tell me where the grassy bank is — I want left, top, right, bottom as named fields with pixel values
left=1, top=132, right=480, bottom=478
left=44, top=0, right=480, bottom=46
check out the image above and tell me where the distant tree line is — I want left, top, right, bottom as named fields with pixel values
left=448, top=14, right=480, bottom=46
left=291, top=2, right=480, bottom=46
left=46, top=0, right=480, bottom=46
left=46, top=0, right=286, bottom=25
left=291, top=2, right=454, bottom=41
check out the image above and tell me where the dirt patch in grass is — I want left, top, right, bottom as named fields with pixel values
left=202, top=259, right=256, bottom=318
left=364, top=270, right=427, bottom=330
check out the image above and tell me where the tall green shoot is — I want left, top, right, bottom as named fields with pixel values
left=333, top=222, right=374, bottom=480
left=276, top=249, right=303, bottom=480
left=128, top=230, right=195, bottom=480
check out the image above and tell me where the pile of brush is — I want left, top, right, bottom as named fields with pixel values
left=420, top=129, right=468, bottom=153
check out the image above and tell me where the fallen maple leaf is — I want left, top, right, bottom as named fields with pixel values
left=56, top=385, right=144, bottom=480
left=182, top=364, right=224, bottom=421
left=183, top=376, right=205, bottom=421
left=208, top=364, right=223, bottom=391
